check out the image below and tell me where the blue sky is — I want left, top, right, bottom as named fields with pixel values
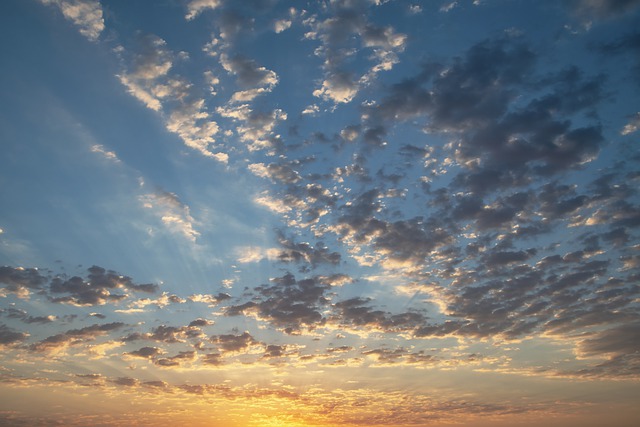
left=1, top=1, right=640, bottom=426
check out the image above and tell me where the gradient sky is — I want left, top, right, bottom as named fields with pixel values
left=1, top=1, right=640, bottom=426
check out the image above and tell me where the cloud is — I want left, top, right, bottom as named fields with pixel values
left=140, top=190, right=200, bottom=242
left=30, top=322, right=125, bottom=353
left=579, top=323, right=640, bottom=357
left=621, top=112, right=640, bottom=135
left=117, top=34, right=224, bottom=160
left=273, top=232, right=342, bottom=269
left=126, top=346, right=162, bottom=359
left=332, top=297, right=426, bottom=334
left=366, top=38, right=605, bottom=190
left=217, top=104, right=287, bottom=151
left=558, top=323, right=640, bottom=378
left=48, top=265, right=157, bottom=306
left=1, top=308, right=55, bottom=324
left=185, top=0, right=223, bottom=20
left=225, top=273, right=331, bottom=334
left=235, top=246, right=280, bottom=263
left=597, top=31, right=640, bottom=84
left=220, top=54, right=279, bottom=102
left=440, top=2, right=458, bottom=13
left=211, top=331, right=259, bottom=352
left=570, top=0, right=640, bottom=20
left=248, top=162, right=301, bottom=184
left=135, top=324, right=204, bottom=343
left=0, top=324, right=29, bottom=346
left=155, top=350, right=196, bottom=367
left=39, top=0, right=104, bottom=41
left=165, top=99, right=222, bottom=159
left=0, top=266, right=47, bottom=298
left=305, top=0, right=406, bottom=103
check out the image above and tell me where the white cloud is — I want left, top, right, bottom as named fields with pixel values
left=621, top=112, right=640, bottom=135
left=91, top=144, right=120, bottom=162
left=140, top=191, right=200, bottom=242
left=235, top=246, right=280, bottom=263
left=39, top=0, right=104, bottom=41
left=302, top=104, right=320, bottom=115
left=274, top=19, right=293, bottom=33
left=117, top=75, right=162, bottom=111
left=217, top=105, right=287, bottom=151
left=166, top=99, right=221, bottom=160
left=116, top=36, right=226, bottom=161
left=185, top=0, right=223, bottom=21
left=253, top=193, right=292, bottom=214
left=440, top=2, right=458, bottom=13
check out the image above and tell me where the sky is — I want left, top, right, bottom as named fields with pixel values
left=0, top=0, right=639, bottom=426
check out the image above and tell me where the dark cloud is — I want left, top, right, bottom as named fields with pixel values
left=122, top=324, right=204, bottom=343
left=305, top=0, right=406, bottom=103
left=362, top=347, right=438, bottom=365
left=0, top=266, right=47, bottom=296
left=30, top=322, right=125, bottom=352
left=225, top=273, right=331, bottom=333
left=366, top=37, right=605, bottom=198
left=333, top=297, right=427, bottom=333
left=326, top=345, right=353, bottom=353
left=1, top=307, right=54, bottom=324
left=111, top=376, right=138, bottom=387
left=221, top=54, right=277, bottom=89
left=263, top=344, right=287, bottom=358
left=202, top=353, right=224, bottom=366
left=127, top=346, right=162, bottom=359
left=189, top=318, right=214, bottom=327
left=155, top=350, right=196, bottom=367
left=580, top=323, right=640, bottom=356
left=571, top=0, right=640, bottom=19
left=482, top=248, right=536, bottom=268
left=275, top=232, right=341, bottom=269
left=47, top=266, right=157, bottom=306
left=211, top=331, right=258, bottom=352
left=0, top=324, right=28, bottom=345
left=148, top=325, right=197, bottom=343
left=598, top=31, right=640, bottom=83
left=557, top=323, right=640, bottom=378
